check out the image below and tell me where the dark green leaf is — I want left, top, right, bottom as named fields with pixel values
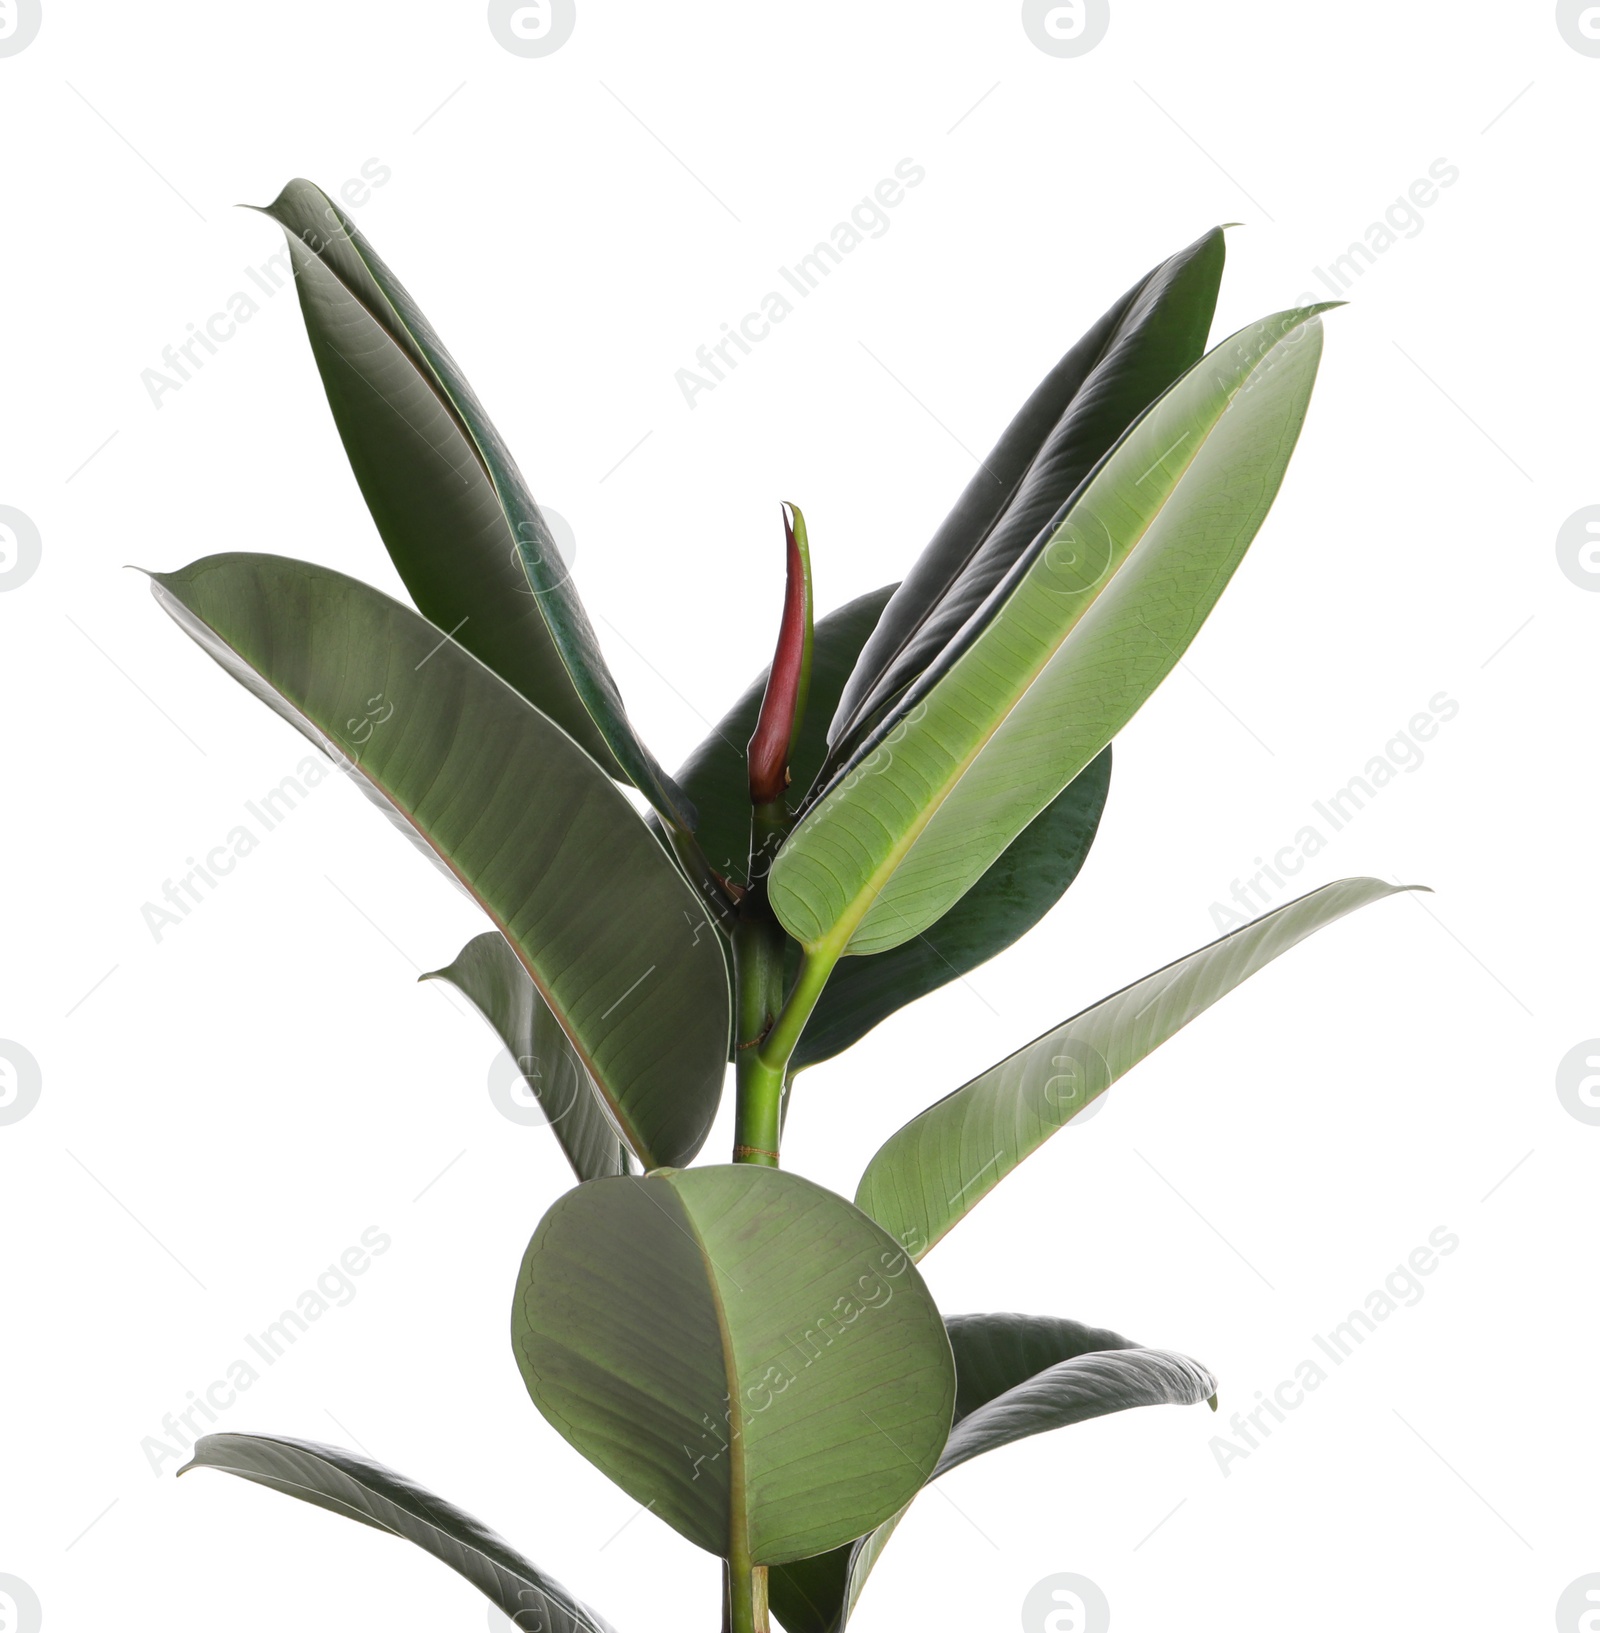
left=770, top=1313, right=1212, bottom=1633
left=179, top=1433, right=617, bottom=1633
left=828, top=228, right=1225, bottom=758
left=260, top=179, right=690, bottom=827
left=935, top=1341, right=1215, bottom=1480
left=423, top=932, right=629, bottom=1182
left=944, top=1312, right=1140, bottom=1421
left=151, top=554, right=729, bottom=1169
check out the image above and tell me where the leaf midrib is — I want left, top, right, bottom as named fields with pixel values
left=666, top=1177, right=751, bottom=1571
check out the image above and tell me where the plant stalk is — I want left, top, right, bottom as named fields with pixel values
left=725, top=1560, right=769, bottom=1633
left=732, top=878, right=786, bottom=1166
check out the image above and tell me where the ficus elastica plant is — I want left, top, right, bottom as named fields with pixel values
left=155, top=182, right=1416, bottom=1632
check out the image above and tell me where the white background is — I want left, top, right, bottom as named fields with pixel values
left=1, top=3, right=1594, bottom=1630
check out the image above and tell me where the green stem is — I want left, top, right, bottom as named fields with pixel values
left=726, top=1561, right=768, bottom=1633
left=732, top=903, right=785, bottom=1167
left=755, top=946, right=835, bottom=1077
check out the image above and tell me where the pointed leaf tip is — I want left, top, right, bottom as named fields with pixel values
left=748, top=502, right=815, bottom=804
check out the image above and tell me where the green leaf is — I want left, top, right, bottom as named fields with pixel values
left=179, top=1433, right=617, bottom=1633
left=934, top=1338, right=1215, bottom=1480
left=770, top=305, right=1333, bottom=958
left=150, top=554, right=729, bottom=1170
left=792, top=748, right=1110, bottom=1068
left=829, top=227, right=1226, bottom=757
left=770, top=1314, right=1212, bottom=1633
left=511, top=1165, right=956, bottom=1568
left=944, top=1312, right=1144, bottom=1420
left=856, top=879, right=1413, bottom=1260
left=767, top=1514, right=902, bottom=1633
left=259, top=179, right=691, bottom=828
left=423, top=932, right=629, bottom=1182
left=667, top=586, right=897, bottom=889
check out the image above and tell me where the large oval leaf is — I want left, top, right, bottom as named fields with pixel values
left=771, top=306, right=1332, bottom=958
left=260, top=180, right=689, bottom=827
left=179, top=1433, right=617, bottom=1633
left=769, top=1313, right=1213, bottom=1633
left=511, top=1165, right=956, bottom=1568
left=150, top=554, right=729, bottom=1169
left=792, top=748, right=1111, bottom=1068
left=856, top=878, right=1412, bottom=1260
left=423, top=932, right=629, bottom=1183
left=828, top=227, right=1225, bottom=756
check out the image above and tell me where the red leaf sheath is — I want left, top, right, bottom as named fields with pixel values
left=747, top=506, right=808, bottom=804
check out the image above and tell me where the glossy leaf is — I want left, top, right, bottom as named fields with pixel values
left=792, top=748, right=1110, bottom=1068
left=150, top=554, right=729, bottom=1169
left=944, top=1312, right=1143, bottom=1420
left=260, top=179, right=690, bottom=827
left=857, top=879, right=1413, bottom=1260
left=934, top=1342, right=1215, bottom=1480
left=830, top=227, right=1226, bottom=756
left=771, top=305, right=1333, bottom=958
left=770, top=1314, right=1213, bottom=1633
left=767, top=1514, right=901, bottom=1633
left=179, top=1433, right=617, bottom=1633
left=668, top=586, right=897, bottom=890
left=511, top=1165, right=955, bottom=1568
left=423, top=932, right=629, bottom=1182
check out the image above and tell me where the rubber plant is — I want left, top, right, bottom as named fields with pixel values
left=153, top=183, right=1416, bottom=1633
